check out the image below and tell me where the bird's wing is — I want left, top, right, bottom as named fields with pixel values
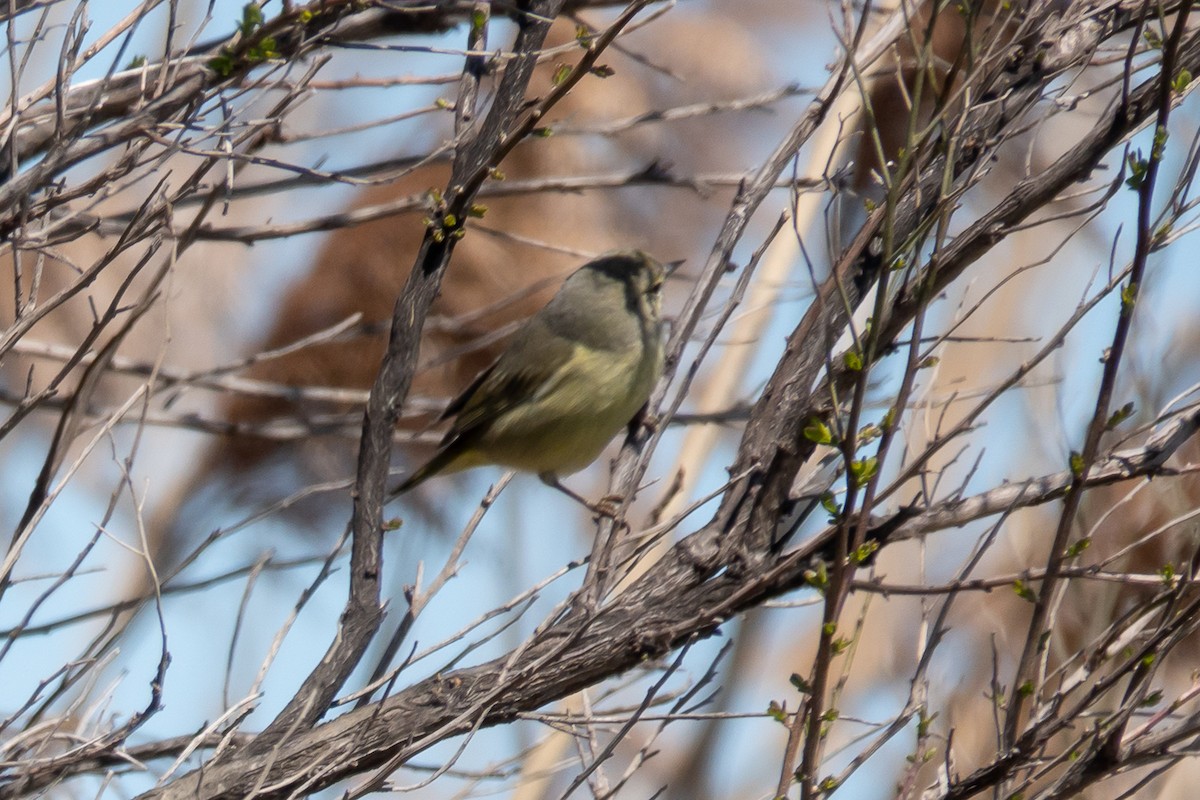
left=438, top=358, right=497, bottom=422
left=439, top=318, right=574, bottom=440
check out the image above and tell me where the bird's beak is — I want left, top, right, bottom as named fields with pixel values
left=664, top=258, right=686, bottom=276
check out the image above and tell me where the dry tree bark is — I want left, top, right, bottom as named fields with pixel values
left=5, top=1, right=1200, bottom=799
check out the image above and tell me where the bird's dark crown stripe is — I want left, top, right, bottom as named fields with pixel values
left=586, top=252, right=652, bottom=284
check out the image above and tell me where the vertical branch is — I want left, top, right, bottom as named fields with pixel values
left=456, top=1, right=490, bottom=136
left=249, top=0, right=567, bottom=751
left=1003, top=0, right=1194, bottom=747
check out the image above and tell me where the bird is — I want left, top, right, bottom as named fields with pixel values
left=391, top=250, right=667, bottom=499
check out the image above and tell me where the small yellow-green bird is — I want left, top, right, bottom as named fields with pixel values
left=392, top=250, right=667, bottom=495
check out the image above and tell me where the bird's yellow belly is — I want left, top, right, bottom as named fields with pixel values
left=475, top=342, right=658, bottom=475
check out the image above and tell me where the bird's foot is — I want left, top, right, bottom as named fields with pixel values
left=539, top=474, right=624, bottom=519
left=591, top=493, right=625, bottom=519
